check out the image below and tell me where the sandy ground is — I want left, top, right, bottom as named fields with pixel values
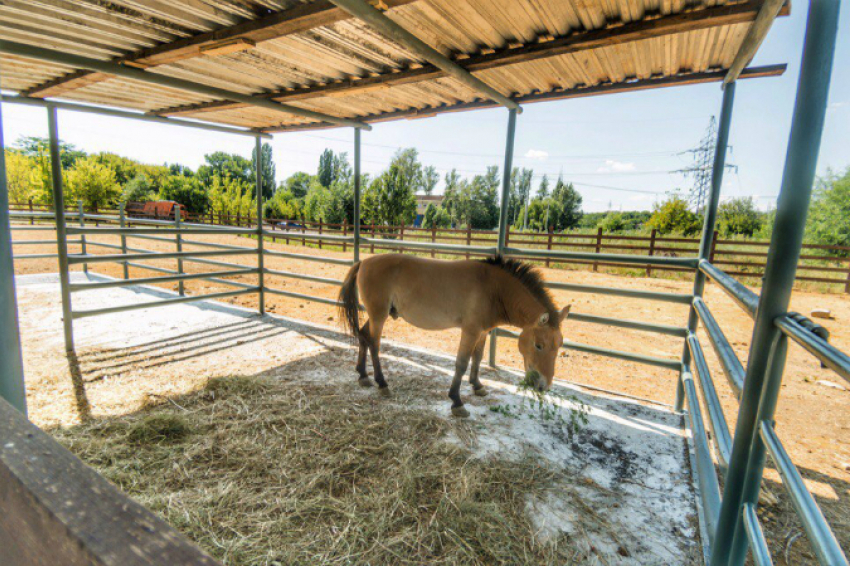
left=16, top=273, right=700, bottom=565
left=12, top=225, right=850, bottom=564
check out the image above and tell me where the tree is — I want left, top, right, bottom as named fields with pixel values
left=537, top=175, right=550, bottom=199
left=718, top=197, right=762, bottom=237
left=598, top=212, right=626, bottom=232
left=197, top=152, right=254, bottom=187
left=252, top=142, right=275, bottom=199
left=423, top=203, right=438, bottom=228
left=265, top=189, right=302, bottom=220
left=647, top=195, right=702, bottom=235
left=16, top=136, right=85, bottom=169
left=442, top=169, right=462, bottom=222
left=454, top=166, right=499, bottom=229
left=207, top=174, right=255, bottom=218
left=4, top=151, right=35, bottom=203
left=550, top=177, right=583, bottom=230
left=122, top=174, right=157, bottom=203
left=64, top=156, right=121, bottom=209
left=422, top=165, right=439, bottom=196
left=158, top=175, right=210, bottom=213
left=317, top=149, right=335, bottom=188
left=362, top=152, right=418, bottom=228
left=509, top=167, right=533, bottom=225
left=282, top=172, right=313, bottom=199
left=806, top=168, right=850, bottom=256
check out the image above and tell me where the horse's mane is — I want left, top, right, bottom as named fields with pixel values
left=480, top=255, right=558, bottom=325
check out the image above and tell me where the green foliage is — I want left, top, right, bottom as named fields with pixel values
left=264, top=189, right=302, bottom=220
left=423, top=203, right=437, bottom=228
left=578, top=210, right=651, bottom=231
left=550, top=177, right=582, bottom=230
left=452, top=166, right=500, bottom=229
left=16, top=136, right=85, bottom=169
left=597, top=211, right=626, bottom=232
left=197, top=152, right=254, bottom=188
left=718, top=197, right=762, bottom=237
left=363, top=152, right=418, bottom=227
left=158, top=175, right=211, bottom=214
left=509, top=168, right=534, bottom=226
left=317, top=149, right=351, bottom=189
left=806, top=168, right=850, bottom=256
left=122, top=174, right=157, bottom=203
left=252, top=142, right=275, bottom=199
left=92, top=152, right=169, bottom=188
left=282, top=172, right=313, bottom=199
left=647, top=195, right=702, bottom=235
left=207, top=174, right=255, bottom=218
left=422, top=165, right=439, bottom=196
left=4, top=150, right=35, bottom=203
left=537, top=175, right=550, bottom=199
left=64, top=156, right=121, bottom=209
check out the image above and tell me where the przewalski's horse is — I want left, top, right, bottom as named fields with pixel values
left=338, top=254, right=571, bottom=417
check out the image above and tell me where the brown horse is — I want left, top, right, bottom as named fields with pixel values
left=338, top=254, right=570, bottom=417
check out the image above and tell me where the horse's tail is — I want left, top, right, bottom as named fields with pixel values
left=338, top=261, right=361, bottom=340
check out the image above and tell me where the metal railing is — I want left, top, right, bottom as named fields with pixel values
left=3, top=3, right=846, bottom=564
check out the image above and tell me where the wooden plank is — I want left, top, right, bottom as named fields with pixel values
left=0, top=397, right=220, bottom=566
left=22, top=0, right=417, bottom=97
left=261, top=64, right=787, bottom=132
left=153, top=0, right=789, bottom=117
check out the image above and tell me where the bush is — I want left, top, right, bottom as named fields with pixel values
left=647, top=195, right=702, bottom=235
left=64, top=156, right=121, bottom=209
left=122, top=174, right=157, bottom=203
left=159, top=175, right=210, bottom=214
left=718, top=197, right=762, bottom=237
left=264, top=189, right=302, bottom=220
left=597, top=212, right=626, bottom=233
left=806, top=168, right=850, bottom=257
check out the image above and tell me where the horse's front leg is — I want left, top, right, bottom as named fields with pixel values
left=469, top=334, right=488, bottom=397
left=449, top=330, right=482, bottom=418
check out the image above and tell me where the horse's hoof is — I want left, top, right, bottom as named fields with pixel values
left=451, top=405, right=470, bottom=418
left=473, top=387, right=488, bottom=397
left=358, top=377, right=373, bottom=387
left=378, top=386, right=391, bottom=397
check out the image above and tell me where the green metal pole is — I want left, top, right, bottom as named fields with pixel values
left=490, top=108, right=518, bottom=367
left=119, top=202, right=128, bottom=279
left=676, top=81, right=736, bottom=411
left=353, top=128, right=361, bottom=263
left=710, top=2, right=839, bottom=564
left=47, top=105, right=75, bottom=353
left=175, top=204, right=184, bottom=296
left=0, top=83, right=28, bottom=415
left=255, top=137, right=265, bottom=315
left=77, top=201, right=88, bottom=275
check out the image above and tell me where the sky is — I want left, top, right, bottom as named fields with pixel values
left=1, top=3, right=848, bottom=214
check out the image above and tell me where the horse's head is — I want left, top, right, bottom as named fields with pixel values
left=517, top=305, right=571, bottom=391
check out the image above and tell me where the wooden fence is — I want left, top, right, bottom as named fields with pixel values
left=11, top=200, right=850, bottom=292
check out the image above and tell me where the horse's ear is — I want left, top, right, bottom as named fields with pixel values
left=559, top=305, right=571, bottom=323
left=538, top=312, right=549, bottom=326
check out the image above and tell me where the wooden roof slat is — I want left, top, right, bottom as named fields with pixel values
left=152, top=0, right=784, bottom=117
left=21, top=0, right=416, bottom=98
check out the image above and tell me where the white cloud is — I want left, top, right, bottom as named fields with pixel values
left=524, top=149, right=549, bottom=160
left=828, top=101, right=848, bottom=110
left=597, top=159, right=636, bottom=173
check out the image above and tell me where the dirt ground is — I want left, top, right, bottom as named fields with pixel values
left=12, top=226, right=850, bottom=564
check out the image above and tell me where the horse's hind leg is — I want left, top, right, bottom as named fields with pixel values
left=469, top=334, right=488, bottom=396
left=356, top=322, right=372, bottom=387
left=449, top=330, right=481, bottom=418
left=366, top=314, right=389, bottom=392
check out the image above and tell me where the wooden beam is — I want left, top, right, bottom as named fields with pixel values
left=261, top=64, right=787, bottom=132
left=0, top=397, right=220, bottom=566
left=21, top=0, right=416, bottom=98
left=153, top=0, right=790, bottom=118
left=724, top=0, right=787, bottom=84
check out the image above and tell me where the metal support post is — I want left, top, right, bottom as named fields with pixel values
left=47, top=106, right=75, bottom=352
left=77, top=201, right=88, bottom=275
left=489, top=108, right=518, bottom=367
left=710, top=2, right=840, bottom=564
left=676, top=82, right=736, bottom=411
left=0, top=83, right=27, bottom=414
left=255, top=137, right=265, bottom=315
left=119, top=202, right=128, bottom=279
left=174, top=204, right=184, bottom=296
left=353, top=128, right=361, bottom=263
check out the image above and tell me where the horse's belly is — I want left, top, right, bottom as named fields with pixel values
left=397, top=304, right=460, bottom=331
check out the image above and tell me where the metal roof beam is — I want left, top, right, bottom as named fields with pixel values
left=326, top=0, right=521, bottom=112
left=724, top=0, right=787, bottom=84
left=153, top=0, right=789, bottom=119
left=0, top=40, right=370, bottom=130
left=262, top=65, right=786, bottom=132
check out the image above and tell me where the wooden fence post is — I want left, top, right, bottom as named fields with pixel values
left=466, top=225, right=472, bottom=259
left=709, top=231, right=719, bottom=263
left=845, top=260, right=850, bottom=294
left=343, top=219, right=348, bottom=253
left=318, top=220, right=323, bottom=250
left=236, top=211, right=241, bottom=227
left=93, top=203, right=98, bottom=226
left=431, top=225, right=437, bottom=258
left=399, top=224, right=405, bottom=254
left=302, top=222, right=306, bottom=246
left=371, top=223, right=376, bottom=253
left=546, top=226, right=553, bottom=267
left=593, top=227, right=603, bottom=272
left=29, top=198, right=33, bottom=225
left=647, top=228, right=657, bottom=277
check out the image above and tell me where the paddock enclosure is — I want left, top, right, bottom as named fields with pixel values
left=0, top=1, right=847, bottom=565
